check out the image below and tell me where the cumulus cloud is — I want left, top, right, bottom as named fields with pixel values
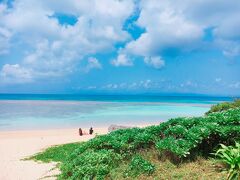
left=0, top=64, right=33, bottom=83
left=0, top=0, right=135, bottom=81
left=85, top=57, right=102, bottom=72
left=123, top=0, right=240, bottom=58
left=23, top=39, right=78, bottom=77
left=0, top=27, right=11, bottom=54
left=0, top=4, right=11, bottom=54
left=124, top=0, right=203, bottom=57
left=144, top=56, right=165, bottom=69
left=111, top=53, right=133, bottom=67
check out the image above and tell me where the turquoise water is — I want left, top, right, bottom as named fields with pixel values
left=0, top=95, right=233, bottom=131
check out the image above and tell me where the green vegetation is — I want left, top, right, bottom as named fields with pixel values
left=30, top=142, right=82, bottom=163
left=124, top=154, right=155, bottom=178
left=30, top=101, right=240, bottom=179
left=110, top=148, right=227, bottom=180
left=215, top=142, right=240, bottom=180
left=206, top=99, right=240, bottom=115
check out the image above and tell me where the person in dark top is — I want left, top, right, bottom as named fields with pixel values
left=79, top=128, right=83, bottom=136
left=89, top=127, right=94, bottom=135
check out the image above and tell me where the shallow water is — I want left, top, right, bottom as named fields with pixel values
left=0, top=94, right=233, bottom=131
left=0, top=99, right=216, bottom=131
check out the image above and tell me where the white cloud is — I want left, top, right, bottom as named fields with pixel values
left=215, top=78, right=222, bottom=82
left=85, top=57, right=102, bottom=72
left=182, top=80, right=198, bottom=88
left=125, top=0, right=203, bottom=57
left=87, top=86, right=97, bottom=90
left=101, top=80, right=154, bottom=90
left=0, top=27, right=11, bottom=54
left=23, top=39, right=78, bottom=77
left=178, top=0, right=240, bottom=57
left=111, top=53, right=133, bottom=67
left=219, top=40, right=240, bottom=57
left=2, top=0, right=133, bottom=43
left=229, top=82, right=240, bottom=89
left=144, top=56, right=165, bottom=69
left=103, top=83, right=118, bottom=89
left=141, top=79, right=151, bottom=88
left=123, top=0, right=240, bottom=59
left=0, top=64, right=33, bottom=83
left=0, top=0, right=135, bottom=81
left=0, top=4, right=11, bottom=54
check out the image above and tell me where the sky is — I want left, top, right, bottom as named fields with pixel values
left=0, top=0, right=240, bottom=96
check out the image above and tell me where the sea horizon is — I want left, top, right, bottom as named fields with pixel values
left=0, top=93, right=237, bottom=101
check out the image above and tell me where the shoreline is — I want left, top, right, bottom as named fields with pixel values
left=0, top=121, right=161, bottom=133
left=0, top=125, right=157, bottom=133
left=0, top=126, right=110, bottom=133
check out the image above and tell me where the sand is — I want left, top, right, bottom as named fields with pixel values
left=0, top=128, right=108, bottom=180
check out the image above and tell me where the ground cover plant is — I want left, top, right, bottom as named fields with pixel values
left=31, top=101, right=240, bottom=179
left=28, top=142, right=82, bottom=163
left=124, top=154, right=155, bottom=178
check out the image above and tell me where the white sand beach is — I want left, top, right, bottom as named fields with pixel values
left=0, top=128, right=108, bottom=180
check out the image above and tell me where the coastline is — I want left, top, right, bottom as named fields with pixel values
left=0, top=127, right=108, bottom=180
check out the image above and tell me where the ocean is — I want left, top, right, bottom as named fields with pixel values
left=0, top=94, right=234, bottom=131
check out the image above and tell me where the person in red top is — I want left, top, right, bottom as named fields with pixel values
left=79, top=128, right=83, bottom=136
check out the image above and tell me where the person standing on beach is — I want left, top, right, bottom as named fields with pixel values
left=89, top=127, right=94, bottom=135
left=79, top=128, right=83, bottom=136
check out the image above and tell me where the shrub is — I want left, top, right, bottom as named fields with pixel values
left=125, top=155, right=155, bottom=177
left=156, top=108, right=240, bottom=160
left=60, top=150, right=122, bottom=180
left=215, top=142, right=240, bottom=180
left=156, top=137, right=194, bottom=163
left=206, top=99, right=240, bottom=115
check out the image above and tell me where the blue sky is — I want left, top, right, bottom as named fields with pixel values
left=0, top=0, right=240, bottom=96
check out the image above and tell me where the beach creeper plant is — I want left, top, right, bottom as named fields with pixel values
left=124, top=154, right=155, bottom=177
left=215, top=142, right=240, bottom=180
left=60, top=149, right=122, bottom=180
